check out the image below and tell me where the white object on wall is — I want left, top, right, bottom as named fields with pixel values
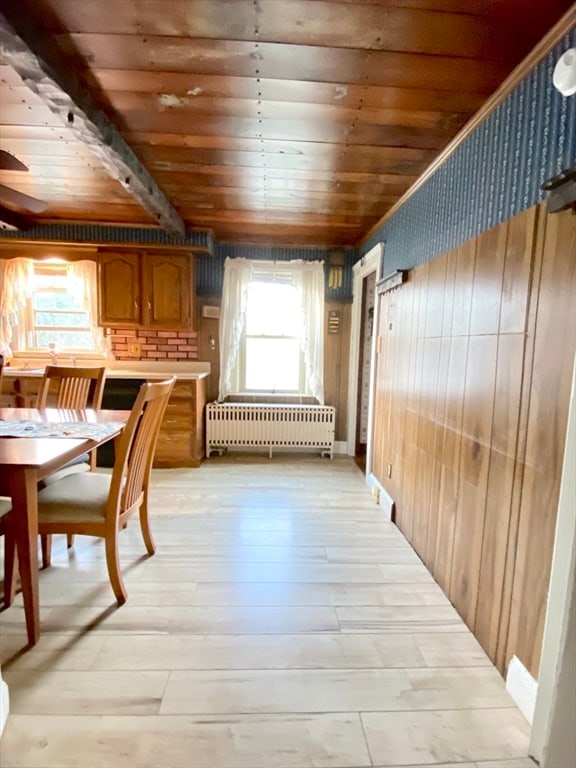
left=553, top=48, right=576, bottom=96
left=506, top=655, right=538, bottom=723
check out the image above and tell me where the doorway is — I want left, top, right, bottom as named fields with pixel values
left=354, top=272, right=376, bottom=471
left=346, top=242, right=382, bottom=472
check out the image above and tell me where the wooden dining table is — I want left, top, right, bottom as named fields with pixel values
left=0, top=407, right=129, bottom=646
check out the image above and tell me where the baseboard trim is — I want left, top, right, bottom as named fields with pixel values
left=507, top=655, right=538, bottom=724
left=366, top=472, right=395, bottom=521
left=0, top=674, right=9, bottom=738
left=221, top=441, right=347, bottom=458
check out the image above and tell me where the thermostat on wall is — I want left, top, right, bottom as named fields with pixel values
left=202, top=305, right=220, bottom=319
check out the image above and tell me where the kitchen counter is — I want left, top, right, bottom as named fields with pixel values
left=4, top=361, right=210, bottom=381
left=1, top=361, right=210, bottom=467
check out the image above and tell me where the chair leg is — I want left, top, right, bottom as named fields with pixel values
left=139, top=502, right=156, bottom=556
left=3, top=532, right=18, bottom=608
left=67, top=534, right=75, bottom=549
left=105, top=531, right=127, bottom=605
left=41, top=534, right=53, bottom=568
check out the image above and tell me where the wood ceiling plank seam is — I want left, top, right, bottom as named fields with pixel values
left=0, top=7, right=185, bottom=235
left=87, top=70, right=488, bottom=113
left=100, top=93, right=467, bottom=132
left=55, top=34, right=509, bottom=93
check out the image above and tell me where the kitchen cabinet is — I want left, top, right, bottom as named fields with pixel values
left=153, top=378, right=206, bottom=467
left=142, top=253, right=192, bottom=329
left=98, top=251, right=193, bottom=329
left=4, top=369, right=208, bottom=468
left=99, top=252, right=141, bottom=326
left=100, top=375, right=207, bottom=467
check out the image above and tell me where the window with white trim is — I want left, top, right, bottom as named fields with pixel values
left=218, top=258, right=325, bottom=403
left=0, top=257, right=107, bottom=358
left=241, top=278, right=304, bottom=393
left=31, top=263, right=95, bottom=350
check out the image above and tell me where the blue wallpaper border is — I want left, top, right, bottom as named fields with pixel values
left=197, top=243, right=355, bottom=300
left=359, top=28, right=576, bottom=274
left=0, top=222, right=214, bottom=252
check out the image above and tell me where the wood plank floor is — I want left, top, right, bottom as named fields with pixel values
left=0, top=455, right=533, bottom=767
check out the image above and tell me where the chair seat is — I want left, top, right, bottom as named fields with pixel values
left=38, top=473, right=112, bottom=524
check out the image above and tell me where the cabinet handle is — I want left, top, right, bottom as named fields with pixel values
left=134, top=300, right=139, bottom=311
left=148, top=301, right=152, bottom=310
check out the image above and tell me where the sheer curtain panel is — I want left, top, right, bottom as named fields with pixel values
left=218, top=258, right=324, bottom=403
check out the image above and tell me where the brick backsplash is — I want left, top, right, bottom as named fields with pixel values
left=107, top=327, right=199, bottom=361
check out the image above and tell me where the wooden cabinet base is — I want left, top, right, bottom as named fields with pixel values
left=153, top=377, right=206, bottom=468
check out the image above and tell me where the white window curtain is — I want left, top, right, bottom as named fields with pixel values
left=0, top=258, right=107, bottom=355
left=292, top=260, right=325, bottom=404
left=218, top=258, right=254, bottom=401
left=218, top=257, right=325, bottom=403
left=67, top=260, right=109, bottom=355
left=0, top=257, right=34, bottom=353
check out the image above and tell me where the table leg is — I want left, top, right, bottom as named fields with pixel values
left=9, top=468, right=40, bottom=645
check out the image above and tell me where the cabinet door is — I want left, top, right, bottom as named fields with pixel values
left=99, top=252, right=141, bottom=325
left=142, top=253, right=192, bottom=329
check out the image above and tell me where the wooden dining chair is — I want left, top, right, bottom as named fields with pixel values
left=37, top=365, right=107, bottom=454
left=1, top=359, right=15, bottom=606
left=4, top=377, right=176, bottom=606
left=37, top=365, right=107, bottom=564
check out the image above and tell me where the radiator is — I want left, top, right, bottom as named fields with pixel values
left=206, top=402, right=336, bottom=458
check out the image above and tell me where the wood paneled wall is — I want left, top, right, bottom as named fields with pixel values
left=371, top=204, right=576, bottom=677
left=324, top=302, right=352, bottom=442
left=196, top=296, right=351, bottom=441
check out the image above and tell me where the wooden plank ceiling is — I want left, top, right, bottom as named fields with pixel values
left=0, top=0, right=572, bottom=246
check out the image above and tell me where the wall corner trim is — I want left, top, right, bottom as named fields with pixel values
left=506, top=655, right=538, bottom=724
left=0, top=668, right=9, bottom=738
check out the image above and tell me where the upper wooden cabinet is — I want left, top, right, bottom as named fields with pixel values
left=99, top=251, right=141, bottom=326
left=142, top=253, right=191, bottom=328
left=98, top=251, right=193, bottom=329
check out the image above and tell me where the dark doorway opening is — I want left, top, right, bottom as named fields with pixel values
left=354, top=271, right=376, bottom=471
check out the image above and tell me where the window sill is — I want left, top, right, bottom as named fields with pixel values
left=226, top=393, right=319, bottom=405
left=10, top=351, right=109, bottom=369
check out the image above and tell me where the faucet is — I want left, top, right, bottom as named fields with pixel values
left=48, top=342, right=58, bottom=365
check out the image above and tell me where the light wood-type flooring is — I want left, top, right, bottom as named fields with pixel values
left=0, top=455, right=534, bottom=767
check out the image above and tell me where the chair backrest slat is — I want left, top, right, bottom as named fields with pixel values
left=108, top=377, right=175, bottom=521
left=37, top=365, right=107, bottom=410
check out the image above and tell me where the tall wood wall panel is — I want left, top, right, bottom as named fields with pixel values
left=504, top=208, right=576, bottom=676
left=371, top=204, right=575, bottom=676
left=324, top=302, right=352, bottom=441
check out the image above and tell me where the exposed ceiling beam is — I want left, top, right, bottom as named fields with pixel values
left=0, top=6, right=186, bottom=236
